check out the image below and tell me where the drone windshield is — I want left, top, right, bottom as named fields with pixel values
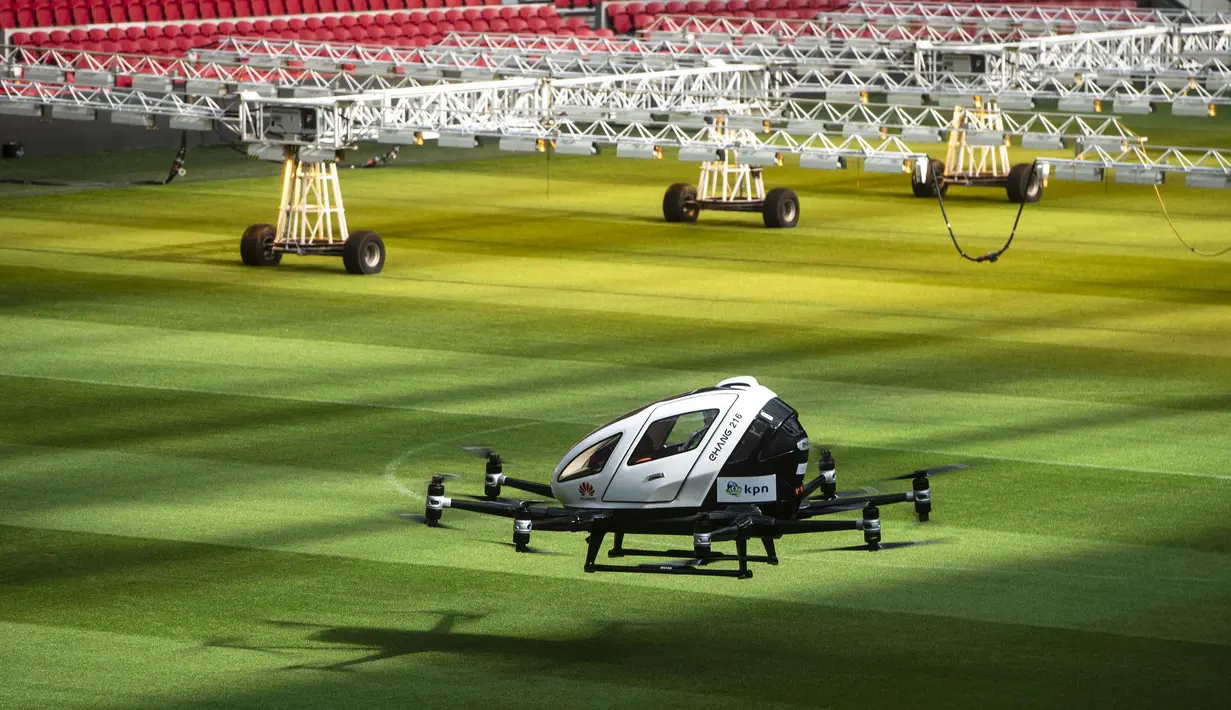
left=626, top=409, right=719, bottom=465
left=559, top=433, right=622, bottom=482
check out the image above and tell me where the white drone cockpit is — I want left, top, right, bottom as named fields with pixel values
left=550, top=376, right=810, bottom=509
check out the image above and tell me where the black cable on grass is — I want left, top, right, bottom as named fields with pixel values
left=0, top=132, right=190, bottom=187
left=932, top=159, right=1035, bottom=264
left=1152, top=184, right=1231, bottom=257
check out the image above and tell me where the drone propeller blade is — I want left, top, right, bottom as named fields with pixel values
left=459, top=445, right=510, bottom=463
left=810, top=485, right=878, bottom=502
left=432, top=472, right=463, bottom=481
left=886, top=464, right=969, bottom=481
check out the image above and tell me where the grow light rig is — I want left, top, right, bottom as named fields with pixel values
left=911, top=102, right=1050, bottom=204
left=664, top=117, right=800, bottom=228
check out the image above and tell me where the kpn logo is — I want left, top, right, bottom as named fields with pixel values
left=578, top=482, right=596, bottom=499
left=725, top=480, right=743, bottom=498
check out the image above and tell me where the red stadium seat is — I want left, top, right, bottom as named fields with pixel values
left=198, top=23, right=219, bottom=36
left=200, top=0, right=218, bottom=18
left=338, top=15, right=357, bottom=27
left=181, top=24, right=201, bottom=37
left=235, top=19, right=255, bottom=33
left=218, top=0, right=235, bottom=16
left=217, top=21, right=237, bottom=33
left=253, top=19, right=272, bottom=31
left=304, top=16, right=323, bottom=28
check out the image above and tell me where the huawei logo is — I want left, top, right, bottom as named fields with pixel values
left=578, top=482, right=596, bottom=498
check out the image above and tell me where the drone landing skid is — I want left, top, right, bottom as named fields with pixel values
left=585, top=532, right=775, bottom=580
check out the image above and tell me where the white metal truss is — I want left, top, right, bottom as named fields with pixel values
left=919, top=23, right=1231, bottom=81
left=783, top=68, right=1231, bottom=111
left=831, top=1, right=1228, bottom=32
left=3, top=57, right=1229, bottom=186
left=638, top=15, right=1231, bottom=103
left=1037, top=143, right=1231, bottom=187
left=195, top=33, right=916, bottom=77
left=186, top=33, right=1231, bottom=108
left=0, top=44, right=448, bottom=96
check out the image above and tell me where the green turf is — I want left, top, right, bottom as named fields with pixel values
left=1, top=136, right=1229, bottom=709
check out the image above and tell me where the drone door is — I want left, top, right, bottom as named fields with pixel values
left=601, top=392, right=737, bottom=504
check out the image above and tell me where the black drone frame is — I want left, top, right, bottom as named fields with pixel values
left=422, top=452, right=965, bottom=579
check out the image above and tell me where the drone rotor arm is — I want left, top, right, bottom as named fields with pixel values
left=498, top=476, right=554, bottom=499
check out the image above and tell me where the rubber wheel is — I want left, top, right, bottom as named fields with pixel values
left=240, top=223, right=281, bottom=267
left=342, top=230, right=386, bottom=275
left=762, top=187, right=800, bottom=229
left=662, top=183, right=699, bottom=223
left=911, top=158, right=948, bottom=198
left=1006, top=163, right=1042, bottom=204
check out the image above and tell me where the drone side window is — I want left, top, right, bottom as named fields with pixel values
left=559, top=433, right=622, bottom=482
left=626, top=409, right=719, bottom=465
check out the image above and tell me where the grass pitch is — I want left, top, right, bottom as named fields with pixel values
left=1, top=136, right=1229, bottom=708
